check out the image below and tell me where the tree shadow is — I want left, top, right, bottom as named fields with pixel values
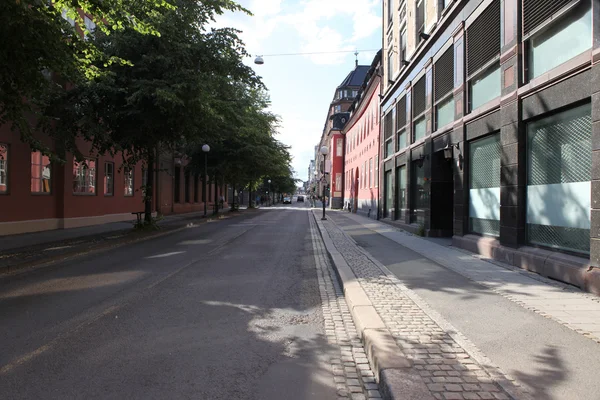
left=509, top=345, right=568, bottom=400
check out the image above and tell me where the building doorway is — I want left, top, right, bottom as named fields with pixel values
left=384, top=170, right=393, bottom=218
left=430, top=151, right=454, bottom=235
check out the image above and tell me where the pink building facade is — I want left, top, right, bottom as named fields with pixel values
left=343, top=52, right=381, bottom=218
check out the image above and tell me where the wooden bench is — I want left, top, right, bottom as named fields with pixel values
left=132, top=211, right=144, bottom=224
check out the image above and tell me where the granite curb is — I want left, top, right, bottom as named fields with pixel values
left=312, top=212, right=434, bottom=400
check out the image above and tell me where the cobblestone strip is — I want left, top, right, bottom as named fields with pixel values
left=317, top=215, right=526, bottom=400
left=309, top=215, right=382, bottom=399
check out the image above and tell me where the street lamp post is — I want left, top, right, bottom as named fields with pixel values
left=320, top=146, right=329, bottom=220
left=313, top=171, right=318, bottom=208
left=202, top=144, right=210, bottom=217
left=268, top=179, right=272, bottom=207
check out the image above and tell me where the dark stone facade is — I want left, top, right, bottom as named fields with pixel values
left=379, top=0, right=600, bottom=293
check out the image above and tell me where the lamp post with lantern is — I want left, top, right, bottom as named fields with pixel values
left=202, top=144, right=210, bottom=217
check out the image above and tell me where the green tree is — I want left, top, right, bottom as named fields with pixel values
left=0, top=0, right=176, bottom=150
left=45, top=0, right=259, bottom=223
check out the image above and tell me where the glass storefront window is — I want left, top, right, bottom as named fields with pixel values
left=528, top=2, right=591, bottom=80
left=470, top=64, right=500, bottom=110
left=526, top=103, right=591, bottom=253
left=414, top=117, right=426, bottom=142
left=469, top=134, right=501, bottom=236
left=436, top=96, right=455, bottom=129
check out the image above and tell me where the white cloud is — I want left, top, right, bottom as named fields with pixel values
left=230, top=0, right=381, bottom=64
left=212, top=0, right=382, bottom=181
left=249, top=0, right=282, bottom=17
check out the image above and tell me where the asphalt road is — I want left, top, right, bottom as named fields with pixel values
left=0, top=202, right=337, bottom=399
left=330, top=213, right=600, bottom=400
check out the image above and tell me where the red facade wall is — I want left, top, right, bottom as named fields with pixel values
left=0, top=123, right=58, bottom=223
left=329, top=132, right=345, bottom=198
left=343, top=83, right=380, bottom=213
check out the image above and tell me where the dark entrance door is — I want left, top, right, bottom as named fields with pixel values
left=384, top=170, right=393, bottom=218
left=430, top=151, right=454, bottom=235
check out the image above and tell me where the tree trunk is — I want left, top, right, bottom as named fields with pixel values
left=144, top=149, right=155, bottom=223
left=231, top=182, right=236, bottom=210
left=248, top=181, right=253, bottom=208
left=213, top=174, right=218, bottom=215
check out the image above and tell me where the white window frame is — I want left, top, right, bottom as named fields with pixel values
left=124, top=166, right=134, bottom=197
left=31, top=151, right=51, bottom=194
left=0, top=144, right=8, bottom=193
left=73, top=158, right=96, bottom=195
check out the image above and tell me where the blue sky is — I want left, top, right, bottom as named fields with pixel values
left=214, top=0, right=382, bottom=181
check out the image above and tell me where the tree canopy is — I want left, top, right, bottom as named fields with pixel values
left=0, top=0, right=186, bottom=149
left=32, top=0, right=295, bottom=220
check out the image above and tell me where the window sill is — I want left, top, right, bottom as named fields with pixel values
left=104, top=194, right=114, bottom=197
left=518, top=49, right=591, bottom=99
left=73, top=192, right=97, bottom=196
left=31, top=192, right=52, bottom=196
left=432, top=121, right=454, bottom=138
left=464, top=97, right=501, bottom=124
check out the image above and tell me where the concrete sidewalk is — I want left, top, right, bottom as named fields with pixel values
left=0, top=208, right=236, bottom=253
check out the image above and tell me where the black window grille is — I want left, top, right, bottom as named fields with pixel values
left=523, top=0, right=573, bottom=36
left=396, top=96, right=407, bottom=129
left=434, top=47, right=454, bottom=102
left=413, top=77, right=426, bottom=117
left=384, top=111, right=394, bottom=140
left=466, top=0, right=500, bottom=78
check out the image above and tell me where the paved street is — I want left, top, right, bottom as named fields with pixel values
left=0, top=203, right=380, bottom=400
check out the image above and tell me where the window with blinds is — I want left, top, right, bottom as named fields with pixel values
left=434, top=47, right=454, bottom=129
left=466, top=0, right=501, bottom=111
left=523, top=0, right=572, bottom=36
left=384, top=109, right=395, bottom=158
left=396, top=96, right=407, bottom=151
left=526, top=1, right=591, bottom=80
left=413, top=77, right=426, bottom=142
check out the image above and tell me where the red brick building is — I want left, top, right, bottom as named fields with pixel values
left=318, top=63, right=370, bottom=209
left=343, top=52, right=381, bottom=218
left=0, top=124, right=225, bottom=236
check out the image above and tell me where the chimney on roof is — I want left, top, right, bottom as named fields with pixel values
left=354, top=50, right=359, bottom=67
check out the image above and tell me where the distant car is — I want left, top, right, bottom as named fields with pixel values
left=297, top=195, right=304, bottom=202
left=283, top=197, right=292, bottom=204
